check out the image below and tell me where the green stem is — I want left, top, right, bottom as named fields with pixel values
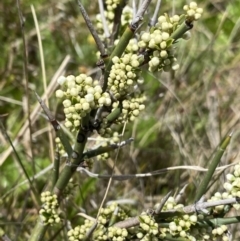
left=106, top=104, right=123, bottom=123
left=103, top=25, right=135, bottom=91
left=28, top=218, right=48, bottom=241
left=54, top=131, right=88, bottom=195
left=171, top=21, right=193, bottom=41
left=195, top=134, right=232, bottom=201
left=49, top=151, right=60, bottom=190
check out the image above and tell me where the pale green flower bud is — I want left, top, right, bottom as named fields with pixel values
left=85, top=76, right=93, bottom=85
left=190, top=2, right=198, bottom=9
left=63, top=99, right=71, bottom=108
left=131, top=60, right=140, bottom=68
left=105, top=98, right=111, bottom=106
left=162, top=32, right=170, bottom=40
left=196, top=8, right=203, bottom=14
left=160, top=41, right=167, bottom=49
left=112, top=56, right=120, bottom=64
left=224, top=182, right=233, bottom=191
left=85, top=93, right=94, bottom=102
left=151, top=57, right=160, bottom=67
left=158, top=15, right=166, bottom=24
left=57, top=76, right=66, bottom=85
left=138, top=40, right=147, bottom=48
left=56, top=89, right=64, bottom=98
left=187, top=9, right=195, bottom=17
left=70, top=88, right=78, bottom=96
left=154, top=34, right=162, bottom=44
left=160, top=50, right=168, bottom=58
left=172, top=63, right=180, bottom=70
left=127, top=79, right=133, bottom=85
left=169, top=222, right=177, bottom=231
left=172, top=15, right=180, bottom=22
left=149, top=39, right=156, bottom=48
left=82, top=102, right=90, bottom=111
left=98, top=97, right=106, bottom=105
left=141, top=32, right=151, bottom=42
left=194, top=13, right=201, bottom=20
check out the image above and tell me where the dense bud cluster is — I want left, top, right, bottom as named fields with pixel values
left=39, top=191, right=60, bottom=225
left=56, top=74, right=111, bottom=132
left=168, top=214, right=197, bottom=239
left=161, top=196, right=184, bottom=211
left=183, top=2, right=203, bottom=21
left=67, top=220, right=98, bottom=241
left=207, top=192, right=229, bottom=214
left=137, top=213, right=158, bottom=240
left=105, top=0, right=120, bottom=11
left=68, top=203, right=129, bottom=241
left=111, top=95, right=146, bottom=123
left=108, top=54, right=141, bottom=99
left=223, top=162, right=240, bottom=210
left=155, top=197, right=199, bottom=240
left=138, top=21, right=178, bottom=72
left=107, top=226, right=128, bottom=241
left=99, top=202, right=129, bottom=225
left=211, top=225, right=229, bottom=241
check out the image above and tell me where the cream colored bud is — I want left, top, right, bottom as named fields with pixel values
left=160, top=41, right=167, bottom=49
left=141, top=32, right=151, bottom=42
left=70, top=88, right=78, bottom=96
left=190, top=2, right=198, bottom=9
left=56, top=89, right=64, bottom=98
left=85, top=76, right=93, bottom=85
left=63, top=99, right=71, bottom=108
left=131, top=60, right=140, bottom=68
left=104, top=98, right=111, bottom=106
left=158, top=15, right=166, bottom=24
left=162, top=32, right=170, bottom=40
left=112, top=56, right=120, bottom=64
left=57, top=76, right=66, bottom=85
left=82, top=102, right=90, bottom=111
left=65, top=121, right=73, bottom=128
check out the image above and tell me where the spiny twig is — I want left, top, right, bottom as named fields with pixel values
left=77, top=0, right=106, bottom=58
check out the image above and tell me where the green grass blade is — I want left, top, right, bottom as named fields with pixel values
left=195, top=133, right=232, bottom=201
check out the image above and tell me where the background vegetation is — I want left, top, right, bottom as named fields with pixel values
left=1, top=0, right=240, bottom=240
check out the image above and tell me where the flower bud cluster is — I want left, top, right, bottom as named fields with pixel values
left=223, top=162, right=240, bottom=210
left=99, top=202, right=128, bottom=225
left=137, top=213, right=158, bottom=240
left=161, top=196, right=184, bottom=211
left=223, top=162, right=240, bottom=209
left=39, top=191, right=60, bottom=225
left=156, top=197, right=199, bottom=239
left=67, top=220, right=101, bottom=241
left=168, top=214, right=197, bottom=239
left=108, top=54, right=141, bottom=99
left=107, top=226, right=128, bottom=241
left=138, top=24, right=178, bottom=72
left=111, top=95, right=146, bottom=123
left=56, top=74, right=111, bottom=132
left=212, top=225, right=229, bottom=241
left=207, top=192, right=229, bottom=214
left=105, top=0, right=120, bottom=11
left=183, top=2, right=203, bottom=21
left=68, top=203, right=129, bottom=241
